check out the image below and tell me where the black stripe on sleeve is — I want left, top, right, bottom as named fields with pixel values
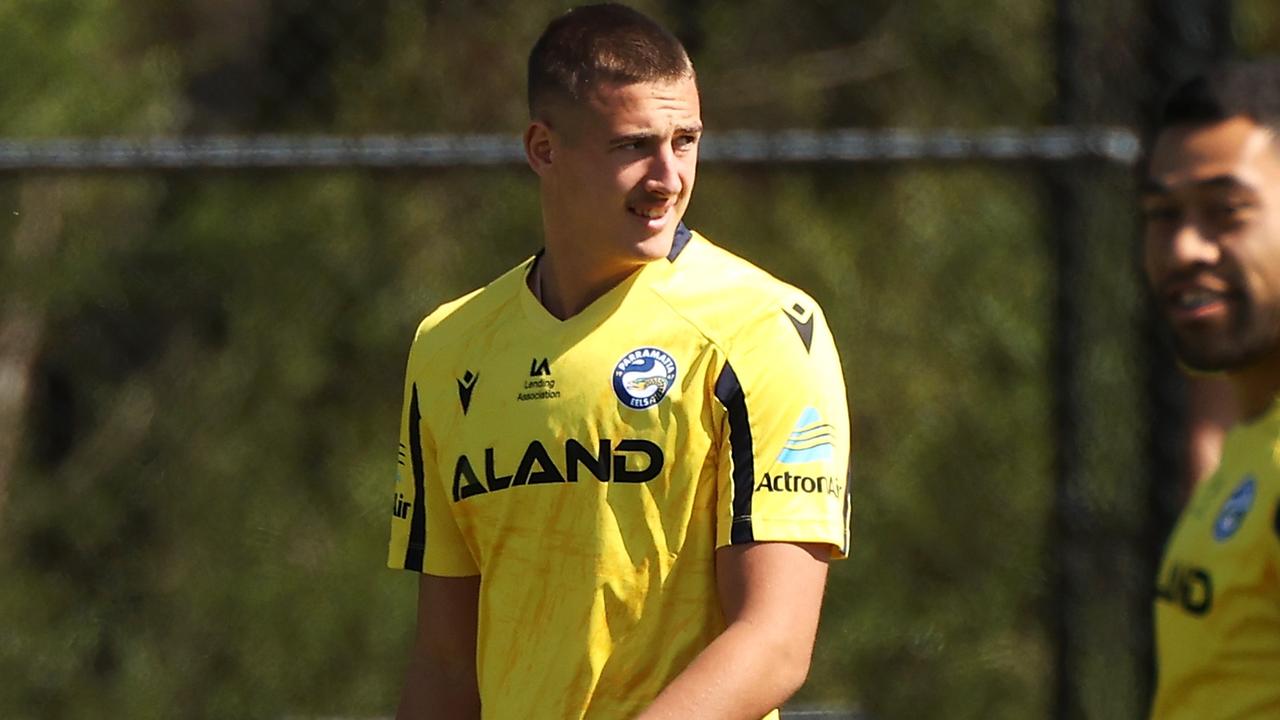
left=841, top=461, right=853, bottom=556
left=403, top=383, right=428, bottom=572
left=714, top=362, right=755, bottom=544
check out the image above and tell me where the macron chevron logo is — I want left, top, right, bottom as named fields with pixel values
left=777, top=407, right=834, bottom=464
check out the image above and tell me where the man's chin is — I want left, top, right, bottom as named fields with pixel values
left=1173, top=336, right=1275, bottom=375
left=624, top=226, right=676, bottom=260
left=1174, top=353, right=1234, bottom=376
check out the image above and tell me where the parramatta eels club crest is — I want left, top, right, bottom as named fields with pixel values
left=1212, top=474, right=1256, bottom=542
left=613, top=347, right=677, bottom=409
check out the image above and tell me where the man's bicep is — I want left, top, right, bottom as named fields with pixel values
left=715, top=541, right=830, bottom=640
left=415, top=572, right=481, bottom=653
left=397, top=573, right=481, bottom=720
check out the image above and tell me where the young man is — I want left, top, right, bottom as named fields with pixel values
left=386, top=4, right=850, bottom=719
left=1141, top=60, right=1280, bottom=719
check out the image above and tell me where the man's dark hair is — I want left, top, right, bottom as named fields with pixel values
left=527, top=3, right=694, bottom=119
left=1156, top=60, right=1280, bottom=135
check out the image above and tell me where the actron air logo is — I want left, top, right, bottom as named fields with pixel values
left=778, top=407, right=834, bottom=463
left=612, top=347, right=677, bottom=409
left=755, top=470, right=844, bottom=498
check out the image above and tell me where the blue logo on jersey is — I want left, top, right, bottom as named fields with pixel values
left=613, top=347, right=677, bottom=409
left=777, top=406, right=834, bottom=463
left=1212, top=475, right=1256, bottom=542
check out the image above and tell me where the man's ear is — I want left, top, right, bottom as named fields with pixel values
left=524, top=121, right=554, bottom=175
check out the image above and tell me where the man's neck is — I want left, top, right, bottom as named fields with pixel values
left=1228, top=346, right=1280, bottom=421
left=531, top=249, right=646, bottom=321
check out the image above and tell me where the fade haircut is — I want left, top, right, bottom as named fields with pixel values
left=1156, top=59, right=1280, bottom=136
left=527, top=3, right=694, bottom=120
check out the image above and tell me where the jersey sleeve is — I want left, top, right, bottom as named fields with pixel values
left=712, top=298, right=851, bottom=558
left=387, top=332, right=480, bottom=576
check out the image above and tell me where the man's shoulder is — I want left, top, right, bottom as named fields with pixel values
left=1233, top=408, right=1280, bottom=472
left=411, top=257, right=533, bottom=352
left=1206, top=415, right=1280, bottom=519
left=659, top=230, right=826, bottom=350
left=676, top=229, right=822, bottom=307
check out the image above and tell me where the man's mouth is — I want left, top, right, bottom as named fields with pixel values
left=1166, top=285, right=1232, bottom=321
left=629, top=204, right=671, bottom=220
left=1175, top=288, right=1224, bottom=310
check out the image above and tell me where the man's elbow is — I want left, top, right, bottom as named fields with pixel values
left=763, top=632, right=817, bottom=701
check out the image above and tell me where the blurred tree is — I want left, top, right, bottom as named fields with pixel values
left=0, top=1, right=179, bottom=718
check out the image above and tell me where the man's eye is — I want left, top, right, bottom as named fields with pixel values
left=1209, top=200, right=1252, bottom=223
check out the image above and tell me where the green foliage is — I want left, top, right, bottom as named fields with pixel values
left=0, top=0, right=176, bottom=136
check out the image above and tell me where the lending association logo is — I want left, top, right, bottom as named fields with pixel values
left=1212, top=475, right=1256, bottom=542
left=777, top=406, right=834, bottom=463
left=613, top=347, right=677, bottom=409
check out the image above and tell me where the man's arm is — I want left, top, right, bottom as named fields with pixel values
left=395, top=573, right=482, bottom=720
left=636, top=541, right=831, bottom=719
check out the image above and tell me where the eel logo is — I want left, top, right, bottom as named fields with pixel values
left=1213, top=475, right=1256, bottom=542
left=612, top=347, right=677, bottom=409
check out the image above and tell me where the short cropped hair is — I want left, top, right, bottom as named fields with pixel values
left=527, top=3, right=694, bottom=119
left=1156, top=60, right=1280, bottom=135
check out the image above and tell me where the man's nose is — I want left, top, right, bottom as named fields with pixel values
left=644, top=144, right=681, bottom=196
left=1169, top=219, right=1221, bottom=269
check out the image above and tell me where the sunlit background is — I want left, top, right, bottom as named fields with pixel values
left=2, top=2, right=1279, bottom=718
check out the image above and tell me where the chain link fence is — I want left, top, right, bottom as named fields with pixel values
left=1, top=1, right=1271, bottom=718
left=0, top=128, right=1139, bottom=170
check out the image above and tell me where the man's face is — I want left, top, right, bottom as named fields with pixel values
left=1142, top=116, right=1280, bottom=372
left=538, top=76, right=701, bottom=263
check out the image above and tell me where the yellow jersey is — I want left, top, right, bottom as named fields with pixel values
left=1151, top=399, right=1280, bottom=719
left=387, top=226, right=851, bottom=719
